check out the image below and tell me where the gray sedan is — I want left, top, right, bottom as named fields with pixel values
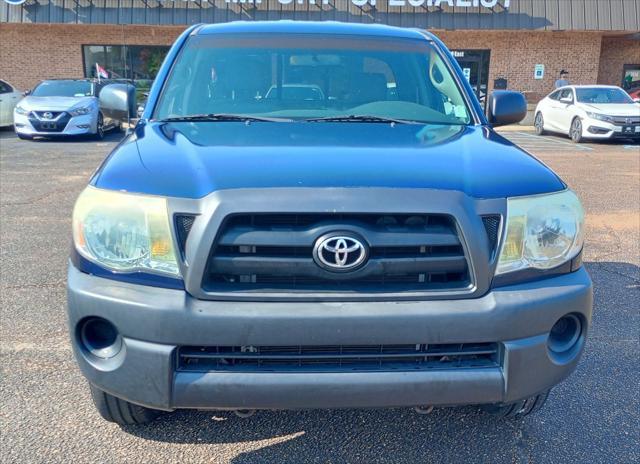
left=13, top=79, right=123, bottom=140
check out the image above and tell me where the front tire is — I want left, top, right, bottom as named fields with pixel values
left=94, top=113, right=105, bottom=140
left=534, top=112, right=546, bottom=136
left=570, top=118, right=583, bottom=143
left=481, top=390, right=550, bottom=419
left=89, top=383, right=162, bottom=425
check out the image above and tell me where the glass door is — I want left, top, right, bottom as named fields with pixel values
left=452, top=50, right=491, bottom=109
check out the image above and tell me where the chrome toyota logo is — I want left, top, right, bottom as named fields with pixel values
left=626, top=118, right=632, bottom=124
left=313, top=233, right=368, bottom=272
left=43, top=112, right=54, bottom=120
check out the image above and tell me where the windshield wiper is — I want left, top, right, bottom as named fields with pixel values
left=157, top=113, right=293, bottom=123
left=304, top=115, right=421, bottom=124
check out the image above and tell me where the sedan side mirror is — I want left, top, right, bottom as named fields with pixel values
left=99, top=83, right=137, bottom=127
left=23, top=89, right=30, bottom=96
left=560, top=96, right=573, bottom=104
left=487, top=90, right=527, bottom=127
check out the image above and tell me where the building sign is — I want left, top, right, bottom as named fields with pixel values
left=4, top=0, right=637, bottom=31
left=534, top=64, right=545, bottom=80
left=215, top=0, right=512, bottom=5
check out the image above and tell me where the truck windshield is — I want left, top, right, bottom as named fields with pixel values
left=575, top=87, right=634, bottom=104
left=32, top=80, right=93, bottom=97
left=154, top=34, right=472, bottom=125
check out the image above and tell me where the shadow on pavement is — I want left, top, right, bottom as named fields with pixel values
left=0, top=127, right=125, bottom=143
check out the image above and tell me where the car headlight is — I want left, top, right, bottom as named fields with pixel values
left=14, top=105, right=28, bottom=115
left=586, top=112, right=612, bottom=123
left=72, top=187, right=180, bottom=276
left=496, top=190, right=584, bottom=275
left=69, top=106, right=93, bottom=116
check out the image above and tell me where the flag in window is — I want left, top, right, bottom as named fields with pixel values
left=95, top=63, right=109, bottom=80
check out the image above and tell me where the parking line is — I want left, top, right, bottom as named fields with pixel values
left=503, top=132, right=593, bottom=151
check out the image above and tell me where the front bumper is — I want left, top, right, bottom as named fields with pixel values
left=582, top=117, right=640, bottom=139
left=67, top=264, right=593, bottom=411
left=13, top=111, right=97, bottom=136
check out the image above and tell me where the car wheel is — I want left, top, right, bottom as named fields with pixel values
left=534, top=112, right=546, bottom=136
left=570, top=118, right=583, bottom=143
left=89, top=383, right=162, bottom=426
left=16, top=133, right=33, bottom=140
left=94, top=113, right=105, bottom=140
left=481, top=390, right=550, bottom=419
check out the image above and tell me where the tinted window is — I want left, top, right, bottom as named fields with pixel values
left=155, top=34, right=472, bottom=125
left=31, top=80, right=93, bottom=97
left=575, top=87, right=633, bottom=104
left=559, top=89, right=573, bottom=101
left=548, top=90, right=561, bottom=101
left=0, top=80, right=11, bottom=94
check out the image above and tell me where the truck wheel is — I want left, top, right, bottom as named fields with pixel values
left=481, top=390, right=550, bottom=419
left=89, top=383, right=162, bottom=425
left=94, top=113, right=105, bottom=140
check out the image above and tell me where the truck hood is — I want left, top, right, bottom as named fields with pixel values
left=92, top=121, right=565, bottom=199
left=18, top=95, right=95, bottom=111
left=579, top=102, right=640, bottom=116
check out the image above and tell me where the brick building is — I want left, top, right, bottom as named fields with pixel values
left=1, top=0, right=639, bottom=107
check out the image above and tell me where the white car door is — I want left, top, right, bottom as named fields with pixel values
left=554, top=88, right=576, bottom=134
left=540, top=90, right=563, bottom=132
left=0, top=80, right=22, bottom=126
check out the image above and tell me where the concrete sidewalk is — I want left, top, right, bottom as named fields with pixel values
left=495, top=125, right=535, bottom=132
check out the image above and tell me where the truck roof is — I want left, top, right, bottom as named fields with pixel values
left=196, top=21, right=433, bottom=41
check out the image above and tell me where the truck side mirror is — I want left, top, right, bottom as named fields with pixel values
left=99, top=83, right=137, bottom=128
left=487, top=90, right=527, bottom=127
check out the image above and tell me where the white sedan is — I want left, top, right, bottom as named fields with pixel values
left=534, top=85, right=640, bottom=143
left=0, top=79, right=22, bottom=127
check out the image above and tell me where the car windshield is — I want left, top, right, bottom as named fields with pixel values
left=575, top=87, right=633, bottom=104
left=154, top=34, right=472, bottom=125
left=32, top=80, right=93, bottom=97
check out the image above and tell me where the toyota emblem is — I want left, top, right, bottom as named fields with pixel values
left=313, top=233, right=368, bottom=272
left=43, top=112, right=54, bottom=120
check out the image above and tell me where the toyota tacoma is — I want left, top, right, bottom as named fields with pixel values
left=67, top=22, right=592, bottom=425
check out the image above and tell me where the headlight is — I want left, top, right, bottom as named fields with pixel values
left=586, top=112, right=612, bottom=123
left=14, top=105, right=28, bottom=115
left=69, top=106, right=92, bottom=116
left=496, top=190, right=584, bottom=275
left=72, top=187, right=180, bottom=276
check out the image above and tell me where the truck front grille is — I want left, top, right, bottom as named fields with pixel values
left=202, top=213, right=472, bottom=296
left=177, top=343, right=500, bottom=373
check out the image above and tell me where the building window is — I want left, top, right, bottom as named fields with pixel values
left=82, top=44, right=170, bottom=93
left=622, top=64, right=640, bottom=92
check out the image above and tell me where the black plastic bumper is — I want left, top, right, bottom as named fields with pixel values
left=67, top=264, right=592, bottom=411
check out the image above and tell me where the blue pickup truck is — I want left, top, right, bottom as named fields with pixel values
left=67, top=21, right=592, bottom=425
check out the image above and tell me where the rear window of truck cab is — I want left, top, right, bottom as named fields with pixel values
left=154, top=34, right=472, bottom=125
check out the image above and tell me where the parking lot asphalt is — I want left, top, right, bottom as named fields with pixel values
left=0, top=128, right=638, bottom=464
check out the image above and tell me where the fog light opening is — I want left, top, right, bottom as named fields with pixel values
left=548, top=314, right=582, bottom=355
left=79, top=317, right=123, bottom=359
